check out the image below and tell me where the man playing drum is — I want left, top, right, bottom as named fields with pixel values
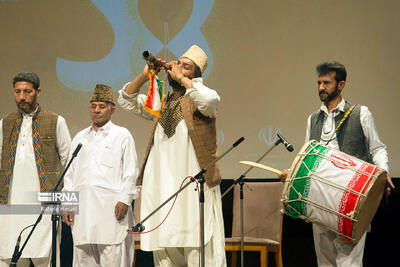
left=280, top=61, right=394, bottom=267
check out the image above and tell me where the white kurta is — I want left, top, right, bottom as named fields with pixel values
left=117, top=78, right=224, bottom=251
left=63, top=121, right=139, bottom=246
left=141, top=120, right=223, bottom=249
left=0, top=112, right=71, bottom=259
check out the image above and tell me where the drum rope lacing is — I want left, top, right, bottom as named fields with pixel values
left=284, top=142, right=378, bottom=221
left=307, top=142, right=377, bottom=183
left=286, top=195, right=357, bottom=222
left=293, top=155, right=374, bottom=196
left=282, top=140, right=384, bottom=242
left=285, top=202, right=357, bottom=241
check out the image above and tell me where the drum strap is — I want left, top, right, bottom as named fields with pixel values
left=325, top=104, right=356, bottom=145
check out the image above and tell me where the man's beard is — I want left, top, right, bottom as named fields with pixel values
left=168, top=74, right=186, bottom=91
left=16, top=98, right=37, bottom=113
left=319, top=86, right=339, bottom=105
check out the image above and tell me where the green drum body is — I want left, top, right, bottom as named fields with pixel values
left=282, top=140, right=387, bottom=242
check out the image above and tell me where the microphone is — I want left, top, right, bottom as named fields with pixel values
left=10, top=235, right=21, bottom=266
left=276, top=132, right=294, bottom=152
left=233, top=136, right=245, bottom=147
left=72, top=143, right=83, bottom=157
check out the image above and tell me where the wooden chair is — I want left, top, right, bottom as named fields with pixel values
left=225, top=182, right=284, bottom=267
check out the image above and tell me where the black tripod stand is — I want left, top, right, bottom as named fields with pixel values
left=131, top=137, right=245, bottom=267
left=10, top=144, right=82, bottom=267
left=221, top=132, right=293, bottom=267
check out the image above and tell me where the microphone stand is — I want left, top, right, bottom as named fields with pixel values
left=131, top=137, right=245, bottom=267
left=10, top=144, right=82, bottom=267
left=221, top=134, right=287, bottom=267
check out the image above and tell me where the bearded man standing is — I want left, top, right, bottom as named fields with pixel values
left=118, top=45, right=226, bottom=267
left=0, top=72, right=71, bottom=266
left=280, top=61, right=394, bottom=267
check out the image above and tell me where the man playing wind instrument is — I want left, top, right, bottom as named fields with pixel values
left=118, top=45, right=226, bottom=267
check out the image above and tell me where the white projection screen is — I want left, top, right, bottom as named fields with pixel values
left=1, top=0, right=399, bottom=178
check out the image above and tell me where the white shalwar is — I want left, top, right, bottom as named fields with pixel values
left=305, top=99, right=389, bottom=267
left=0, top=112, right=71, bottom=267
left=118, top=78, right=226, bottom=267
left=63, top=121, right=139, bottom=267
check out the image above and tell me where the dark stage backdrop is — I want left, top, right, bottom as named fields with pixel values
left=1, top=0, right=400, bottom=177
left=60, top=178, right=400, bottom=267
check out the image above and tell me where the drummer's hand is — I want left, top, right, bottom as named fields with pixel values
left=385, top=173, right=395, bottom=196
left=279, top=169, right=289, bottom=182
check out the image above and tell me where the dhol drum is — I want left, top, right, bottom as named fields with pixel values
left=282, top=140, right=387, bottom=242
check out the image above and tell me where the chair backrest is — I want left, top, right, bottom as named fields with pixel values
left=231, top=182, right=283, bottom=243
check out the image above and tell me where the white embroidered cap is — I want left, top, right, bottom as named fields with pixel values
left=180, top=45, right=208, bottom=73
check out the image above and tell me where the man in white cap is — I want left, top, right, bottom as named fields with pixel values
left=62, top=84, right=139, bottom=267
left=118, top=45, right=226, bottom=266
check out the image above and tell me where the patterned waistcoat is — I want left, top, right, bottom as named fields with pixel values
left=137, top=96, right=221, bottom=187
left=0, top=109, right=62, bottom=203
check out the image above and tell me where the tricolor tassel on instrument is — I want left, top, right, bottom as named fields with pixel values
left=144, top=71, right=164, bottom=118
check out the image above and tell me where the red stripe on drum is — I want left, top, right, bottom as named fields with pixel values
left=337, top=163, right=377, bottom=241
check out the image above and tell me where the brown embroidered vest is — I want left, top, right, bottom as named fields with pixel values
left=137, top=96, right=221, bottom=187
left=0, top=109, right=62, bottom=203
